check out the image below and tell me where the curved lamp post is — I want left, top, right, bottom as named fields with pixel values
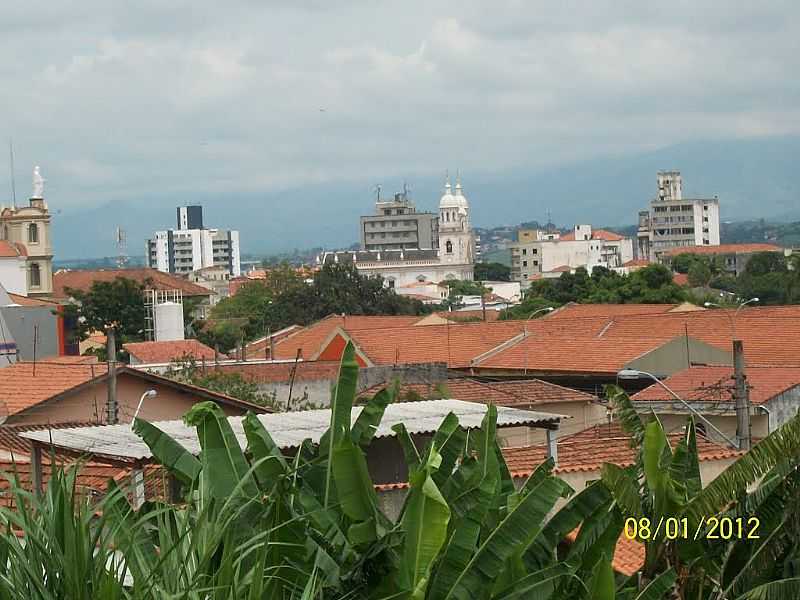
left=131, top=389, right=158, bottom=430
left=617, top=368, right=739, bottom=449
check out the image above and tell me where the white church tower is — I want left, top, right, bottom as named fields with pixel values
left=438, top=173, right=474, bottom=279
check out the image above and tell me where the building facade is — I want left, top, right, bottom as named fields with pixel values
left=637, top=171, right=720, bottom=261
left=510, top=225, right=633, bottom=288
left=0, top=166, right=54, bottom=297
left=319, top=176, right=475, bottom=287
left=360, top=191, right=439, bottom=252
left=146, top=205, right=241, bottom=277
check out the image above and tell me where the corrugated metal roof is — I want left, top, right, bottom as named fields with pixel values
left=21, top=399, right=564, bottom=461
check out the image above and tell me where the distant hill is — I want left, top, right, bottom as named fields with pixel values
left=52, top=136, right=800, bottom=259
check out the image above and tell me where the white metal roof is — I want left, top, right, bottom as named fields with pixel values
left=21, top=399, right=564, bottom=461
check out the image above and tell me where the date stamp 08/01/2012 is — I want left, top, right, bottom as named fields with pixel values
left=623, top=517, right=761, bottom=542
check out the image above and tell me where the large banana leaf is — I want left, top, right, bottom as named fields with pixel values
left=606, top=385, right=645, bottom=446
left=184, top=401, right=259, bottom=500
left=493, top=564, right=574, bottom=600
left=324, top=341, right=359, bottom=508
left=587, top=554, right=616, bottom=600
left=736, top=578, right=800, bottom=600
left=430, top=412, right=467, bottom=488
left=440, top=476, right=566, bottom=600
left=400, top=447, right=451, bottom=599
left=601, top=464, right=643, bottom=519
left=633, top=568, right=677, bottom=600
left=243, top=412, right=288, bottom=490
left=352, top=387, right=394, bottom=448
left=133, top=417, right=201, bottom=485
left=392, top=422, right=421, bottom=473
left=685, top=412, right=800, bottom=524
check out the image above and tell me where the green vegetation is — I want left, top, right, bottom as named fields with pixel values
left=3, top=345, right=800, bottom=598
left=474, top=261, right=511, bottom=281
left=200, top=262, right=430, bottom=347
left=501, top=264, right=685, bottom=319
left=672, top=251, right=800, bottom=305
left=63, top=277, right=148, bottom=360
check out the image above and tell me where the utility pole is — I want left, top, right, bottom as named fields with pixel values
left=106, top=325, right=118, bottom=425
left=733, top=340, right=751, bottom=450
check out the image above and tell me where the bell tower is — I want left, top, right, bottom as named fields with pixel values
left=438, top=172, right=474, bottom=271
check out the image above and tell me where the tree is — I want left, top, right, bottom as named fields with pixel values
left=688, top=260, right=712, bottom=287
left=63, top=277, right=148, bottom=359
left=474, top=262, right=511, bottom=281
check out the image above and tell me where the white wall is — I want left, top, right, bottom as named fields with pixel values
left=0, top=257, right=28, bottom=295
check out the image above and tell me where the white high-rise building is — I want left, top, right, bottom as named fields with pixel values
left=637, top=171, right=720, bottom=261
left=146, top=206, right=241, bottom=277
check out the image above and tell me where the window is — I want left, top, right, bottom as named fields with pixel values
left=532, top=248, right=538, bottom=254
left=28, top=223, right=39, bottom=243
left=30, top=262, right=41, bottom=288
left=522, top=248, right=527, bottom=255
left=522, top=260, right=528, bottom=267
left=446, top=240, right=453, bottom=254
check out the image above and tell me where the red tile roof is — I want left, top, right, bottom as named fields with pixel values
left=334, top=320, right=526, bottom=368
left=548, top=303, right=681, bottom=319
left=0, top=240, right=26, bottom=258
left=0, top=361, right=267, bottom=421
left=565, top=528, right=645, bottom=577
left=52, top=268, right=212, bottom=299
left=124, top=339, right=217, bottom=364
left=434, top=310, right=500, bottom=323
left=523, top=305, right=800, bottom=367
left=271, top=315, right=425, bottom=360
left=6, top=293, right=62, bottom=307
left=663, top=243, right=782, bottom=256
left=244, top=325, right=305, bottom=359
left=477, top=336, right=673, bottom=374
left=502, top=422, right=742, bottom=477
left=623, top=259, right=651, bottom=268
left=633, top=365, right=800, bottom=405
left=550, top=265, right=572, bottom=273
left=360, top=377, right=596, bottom=407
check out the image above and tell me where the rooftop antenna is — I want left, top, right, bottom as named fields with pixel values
left=374, top=184, right=382, bottom=201
left=8, top=140, right=17, bottom=208
left=403, top=181, right=409, bottom=199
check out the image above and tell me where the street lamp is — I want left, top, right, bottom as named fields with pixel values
left=703, top=297, right=759, bottom=340
left=523, top=307, right=555, bottom=375
left=616, top=369, right=740, bottom=448
left=131, top=389, right=158, bottom=429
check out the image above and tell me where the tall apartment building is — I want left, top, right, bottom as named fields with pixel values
left=637, top=171, right=720, bottom=261
left=146, top=206, right=241, bottom=277
left=360, top=190, right=439, bottom=252
left=510, top=225, right=633, bottom=288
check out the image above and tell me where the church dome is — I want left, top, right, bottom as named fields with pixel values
left=439, top=180, right=458, bottom=208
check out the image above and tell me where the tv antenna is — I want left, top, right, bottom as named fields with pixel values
left=374, top=184, right=382, bottom=201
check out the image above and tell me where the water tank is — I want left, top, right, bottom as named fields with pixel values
left=154, top=302, right=185, bottom=342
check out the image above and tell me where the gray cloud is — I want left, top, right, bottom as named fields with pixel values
left=0, top=1, right=797, bottom=221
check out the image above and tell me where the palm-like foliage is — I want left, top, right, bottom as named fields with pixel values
left=603, top=384, right=800, bottom=599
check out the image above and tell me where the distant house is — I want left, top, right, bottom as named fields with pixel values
left=51, top=268, right=213, bottom=301
left=0, top=361, right=267, bottom=427
left=124, top=339, right=217, bottom=366
left=661, top=243, right=784, bottom=276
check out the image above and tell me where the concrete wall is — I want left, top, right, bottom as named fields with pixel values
left=0, top=305, right=59, bottom=361
left=0, top=258, right=28, bottom=295
left=628, top=337, right=733, bottom=379
left=7, top=372, right=247, bottom=426
left=499, top=401, right=606, bottom=447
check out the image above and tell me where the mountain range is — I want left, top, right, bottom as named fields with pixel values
left=53, top=136, right=800, bottom=260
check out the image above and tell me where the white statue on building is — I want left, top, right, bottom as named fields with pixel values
left=32, top=166, right=45, bottom=199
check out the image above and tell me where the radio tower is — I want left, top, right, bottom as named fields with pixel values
left=115, top=226, right=129, bottom=268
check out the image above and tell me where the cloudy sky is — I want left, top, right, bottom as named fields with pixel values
left=1, top=1, right=798, bottom=219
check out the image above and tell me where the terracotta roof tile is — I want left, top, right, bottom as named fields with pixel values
left=271, top=315, right=425, bottom=360
left=0, top=362, right=109, bottom=418
left=623, top=259, right=651, bottom=268
left=52, top=268, right=212, bottom=299
left=663, top=243, right=783, bottom=256
left=124, top=339, right=217, bottom=364
left=548, top=303, right=680, bottom=319
left=633, top=365, right=800, bottom=405
left=565, top=528, right=644, bottom=576
left=502, top=422, right=743, bottom=477
left=339, top=321, right=526, bottom=368
left=244, top=325, right=305, bottom=359
left=0, top=240, right=26, bottom=258
left=6, top=293, right=60, bottom=306
left=673, top=272, right=690, bottom=286
left=560, top=229, right=624, bottom=242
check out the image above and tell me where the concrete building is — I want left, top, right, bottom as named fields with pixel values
left=187, top=264, right=232, bottom=306
left=0, top=167, right=54, bottom=297
left=660, top=243, right=784, bottom=277
left=146, top=206, right=241, bottom=277
left=360, top=190, right=438, bottom=252
left=319, top=175, right=475, bottom=287
left=510, top=225, right=633, bottom=288
left=637, top=171, right=720, bottom=261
